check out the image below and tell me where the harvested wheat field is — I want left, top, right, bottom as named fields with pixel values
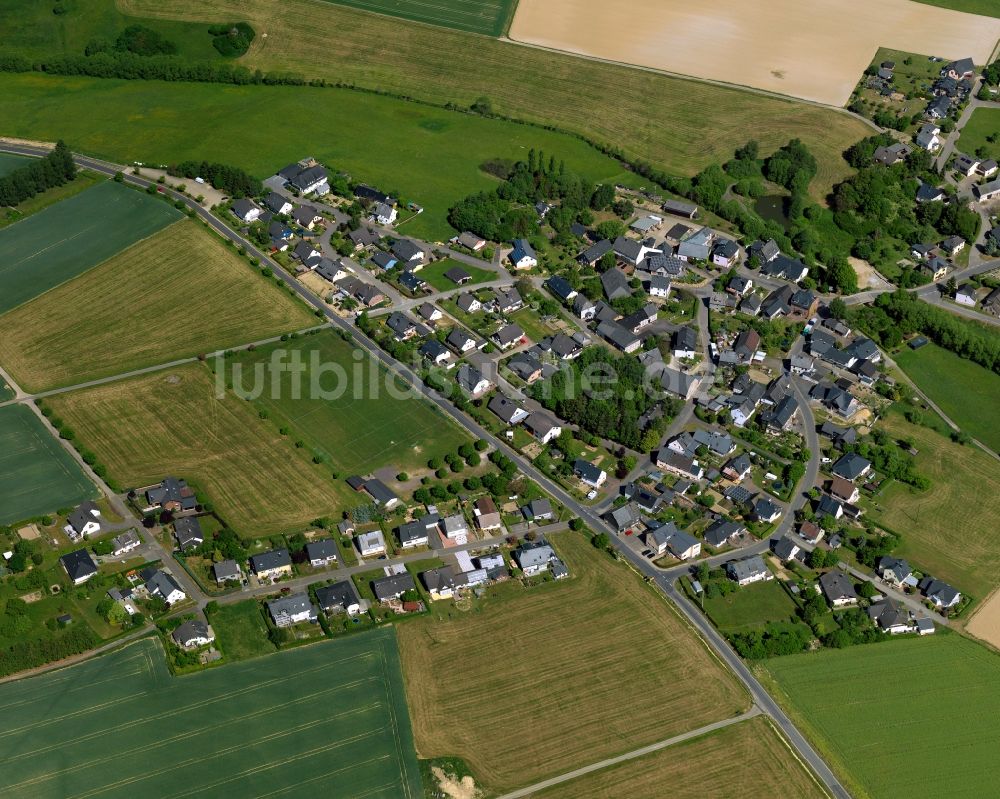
left=510, top=0, right=1000, bottom=105
left=966, top=589, right=1000, bottom=650
left=397, top=533, right=748, bottom=795
left=116, top=0, right=871, bottom=198
left=45, top=364, right=355, bottom=535
left=0, top=220, right=317, bottom=392
left=531, top=715, right=827, bottom=799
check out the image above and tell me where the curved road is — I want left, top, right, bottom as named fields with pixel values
left=1, top=144, right=849, bottom=798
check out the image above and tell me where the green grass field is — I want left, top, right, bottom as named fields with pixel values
left=321, top=0, right=517, bottom=35
left=225, top=331, right=471, bottom=475
left=419, top=258, right=496, bottom=291
left=0, top=0, right=226, bottom=61
left=0, top=74, right=642, bottom=242
left=764, top=634, right=1000, bottom=799
left=0, top=219, right=318, bottom=392
left=46, top=362, right=356, bottom=536
left=0, top=179, right=182, bottom=315
left=0, top=404, right=97, bottom=525
left=207, top=599, right=276, bottom=660
left=0, top=169, right=106, bottom=230
left=701, top=579, right=800, bottom=634
left=957, top=107, right=1000, bottom=162
left=116, top=0, right=871, bottom=202
left=0, top=631, right=422, bottom=798
left=895, top=342, right=1000, bottom=452
left=0, top=153, right=29, bottom=176
left=873, top=413, right=1000, bottom=599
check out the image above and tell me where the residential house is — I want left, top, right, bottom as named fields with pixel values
left=831, top=453, right=872, bottom=481
left=733, top=329, right=761, bottom=363
left=441, top=514, right=469, bottom=541
left=605, top=503, right=641, bottom=533
left=263, top=192, right=293, bottom=215
left=630, top=214, right=662, bottom=234
left=953, top=153, right=980, bottom=177
left=723, top=453, right=752, bottom=482
left=974, top=178, right=1000, bottom=202
left=489, top=393, right=529, bottom=425
left=172, top=619, right=214, bottom=648
left=914, top=123, right=942, bottom=152
left=522, top=498, right=554, bottom=522
left=287, top=164, right=329, bottom=196
left=492, top=323, right=525, bottom=351
left=230, top=198, right=262, bottom=223
left=703, top=519, right=745, bottom=548
left=507, top=352, right=543, bottom=383
left=574, top=294, right=597, bottom=319
left=305, top=539, right=338, bottom=567
left=456, top=293, right=482, bottom=314
left=267, top=593, right=318, bottom=627
left=816, top=493, right=843, bottom=520
left=546, top=275, right=578, bottom=304
left=668, top=429, right=735, bottom=459
left=65, top=501, right=101, bottom=540
left=829, top=475, right=860, bottom=504
left=391, top=239, right=425, bottom=265
left=672, top=326, right=698, bottom=359
left=662, top=199, right=698, bottom=218
left=372, top=572, right=416, bottom=602
left=712, top=238, right=740, bottom=267
left=942, top=58, right=974, bottom=79
left=446, top=328, right=477, bottom=354
left=509, top=239, right=537, bottom=269
left=647, top=274, right=671, bottom=298
left=819, top=570, right=858, bottom=607
left=655, top=450, right=704, bottom=480
left=373, top=202, right=397, bottom=225
left=524, top=412, right=562, bottom=444
left=445, top=266, right=472, bottom=285
left=648, top=522, right=701, bottom=560
left=726, top=555, right=772, bottom=587
left=771, top=535, right=801, bottom=562
left=878, top=556, right=913, bottom=587
left=596, top=321, right=641, bottom=353
left=749, top=238, right=780, bottom=263
left=110, top=530, right=141, bottom=557
left=457, top=231, right=486, bottom=251
left=984, top=286, right=1000, bottom=317
left=371, top=251, right=398, bottom=271
left=386, top=312, right=420, bottom=341
left=941, top=236, right=965, bottom=257
left=316, top=580, right=361, bottom=615
left=754, top=498, right=782, bottom=523
left=873, top=142, right=911, bottom=166
left=926, top=95, right=951, bottom=119
left=143, top=568, right=186, bottom=606
left=397, top=521, right=429, bottom=549
left=144, top=477, right=197, bottom=513
left=419, top=339, right=452, bottom=367
left=798, top=520, right=824, bottom=545
left=978, top=159, right=999, bottom=178
left=421, top=566, right=456, bottom=598
left=514, top=541, right=558, bottom=576
left=250, top=549, right=293, bottom=581
left=613, top=236, right=656, bottom=266
left=868, top=600, right=912, bottom=634
left=601, top=268, right=632, bottom=301
left=174, top=517, right=204, bottom=552
left=292, top=206, right=323, bottom=229
left=620, top=303, right=658, bottom=334
left=349, top=227, right=381, bottom=250
left=473, top=497, right=503, bottom=532
left=916, top=183, right=945, bottom=203
left=578, top=239, right=613, bottom=267
left=456, top=364, right=492, bottom=397
left=493, top=287, right=523, bottom=313
left=213, top=559, right=242, bottom=585
left=574, top=459, right=607, bottom=488
left=60, top=549, right=98, bottom=585
left=355, top=530, right=387, bottom=557
left=920, top=577, right=961, bottom=609
left=760, top=254, right=808, bottom=282
left=955, top=283, right=978, bottom=307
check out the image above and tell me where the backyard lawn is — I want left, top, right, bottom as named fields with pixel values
left=701, top=578, right=800, bottom=634
left=418, top=258, right=497, bottom=291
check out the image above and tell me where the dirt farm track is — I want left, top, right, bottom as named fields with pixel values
left=509, top=0, right=1000, bottom=106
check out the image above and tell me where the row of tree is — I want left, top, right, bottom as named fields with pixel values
left=0, top=139, right=75, bottom=208
left=169, top=160, right=261, bottom=198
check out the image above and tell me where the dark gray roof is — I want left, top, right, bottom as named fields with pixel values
left=60, top=549, right=97, bottom=581
left=831, top=453, right=871, bottom=481
left=601, top=268, right=631, bottom=300
left=250, top=548, right=292, bottom=573
left=305, top=539, right=338, bottom=562
left=372, top=572, right=415, bottom=601
left=819, top=569, right=857, bottom=601
left=174, top=516, right=204, bottom=551
left=316, top=580, right=359, bottom=611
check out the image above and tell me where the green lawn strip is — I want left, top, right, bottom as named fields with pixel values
left=0, top=73, right=640, bottom=241
left=700, top=579, right=801, bottom=634
left=508, top=307, right=560, bottom=343
left=0, top=179, right=182, bottom=315
left=894, top=342, right=1000, bottom=453
left=908, top=0, right=1000, bottom=17
left=223, top=330, right=471, bottom=475
left=419, top=258, right=498, bottom=291
left=0, top=152, right=29, bottom=176
left=0, top=0, right=226, bottom=61
left=0, top=630, right=423, bottom=796
left=205, top=599, right=275, bottom=661
left=763, top=633, right=1000, bottom=799
left=0, top=169, right=106, bottom=229
left=0, top=404, right=98, bottom=525
left=320, top=0, right=516, bottom=36
left=956, top=107, right=1000, bottom=162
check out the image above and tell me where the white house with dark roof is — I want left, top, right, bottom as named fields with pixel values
left=726, top=555, right=772, bottom=586
left=267, top=593, right=318, bottom=627
left=65, top=501, right=101, bottom=541
left=524, top=412, right=562, bottom=444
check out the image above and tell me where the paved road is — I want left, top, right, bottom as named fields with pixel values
left=496, top=706, right=763, bottom=799
left=1, top=144, right=849, bottom=798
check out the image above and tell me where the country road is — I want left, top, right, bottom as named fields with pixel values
left=0, top=143, right=850, bottom=798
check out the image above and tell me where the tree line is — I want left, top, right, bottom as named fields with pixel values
left=0, top=139, right=75, bottom=208
left=169, top=160, right=261, bottom=198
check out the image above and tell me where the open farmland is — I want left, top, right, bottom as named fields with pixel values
left=0, top=631, right=422, bottom=798
left=0, top=74, right=640, bottom=242
left=531, top=715, right=827, bottom=799
left=510, top=0, right=1000, bottom=106
left=225, top=331, right=471, bottom=475
left=874, top=413, right=1000, bottom=599
left=45, top=363, right=355, bottom=535
left=321, top=0, right=517, bottom=35
left=397, top=533, right=748, bottom=794
left=763, top=634, right=1000, bottom=799
left=0, top=405, right=97, bottom=525
left=895, top=342, right=1000, bottom=453
left=113, top=0, right=872, bottom=200
left=0, top=220, right=317, bottom=392
left=0, top=179, right=181, bottom=315
left=0, top=170, right=106, bottom=230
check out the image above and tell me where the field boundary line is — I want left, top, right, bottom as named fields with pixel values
left=495, top=706, right=762, bottom=799
left=758, top=714, right=835, bottom=799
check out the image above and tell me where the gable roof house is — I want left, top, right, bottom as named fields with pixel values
left=655, top=450, right=704, bottom=481
left=60, top=549, right=98, bottom=585
left=287, top=164, right=329, bottom=196
left=771, top=535, right=801, bottom=563
left=172, top=619, right=214, bottom=649
left=613, top=236, right=656, bottom=266
left=446, top=328, right=477, bottom=354
left=915, top=123, right=942, bottom=152
left=372, top=572, right=416, bottom=602
left=316, top=580, right=361, bottom=615
left=144, top=477, right=197, bottom=513
left=819, top=569, right=858, bottom=607
left=605, top=503, right=641, bottom=533
left=831, top=453, right=872, bottom=482
left=514, top=541, right=558, bottom=575
left=109, top=529, right=141, bottom=557
left=760, top=254, right=808, bottom=283
left=456, top=364, right=492, bottom=397
left=386, top=312, right=419, bottom=341
left=456, top=292, right=482, bottom=314
left=142, top=568, right=186, bottom=606
left=292, top=205, right=323, bottom=229
left=916, top=182, right=945, bottom=203
left=174, top=517, right=204, bottom=552
left=703, top=518, right=745, bottom=548
left=574, top=458, right=607, bottom=488
left=457, top=231, right=486, bottom=251
left=230, top=198, right=262, bottom=223
left=473, top=496, right=503, bottom=531
left=920, top=577, right=961, bottom=609
left=213, top=559, right=242, bottom=584
left=507, top=351, right=544, bottom=383
left=488, top=393, right=529, bottom=426
left=726, top=555, right=772, bottom=586
left=942, top=57, right=974, bottom=79
left=392, top=239, right=425, bottom=264
left=601, top=268, right=632, bottom=301
left=647, top=522, right=701, bottom=560
left=877, top=556, right=913, bottom=587
left=868, top=599, right=913, bottom=634
left=523, top=498, right=554, bottom=522
left=250, top=549, right=293, bottom=580
left=712, top=238, right=741, bottom=267
left=596, top=321, right=641, bottom=353
left=268, top=593, right=318, bottom=627
left=509, top=239, right=537, bottom=269
left=578, top=238, right=613, bottom=266
left=397, top=521, right=429, bottom=549
left=673, top=326, right=698, bottom=359
left=305, top=539, right=338, bottom=567
left=492, top=323, right=525, bottom=350
left=545, top=275, right=578, bottom=304
left=524, top=412, right=562, bottom=444
left=65, top=501, right=102, bottom=540
left=355, top=529, right=387, bottom=556
left=974, top=178, right=1000, bottom=203
left=263, top=192, right=293, bottom=215
left=493, top=286, right=523, bottom=313
left=749, top=239, right=780, bottom=263
left=732, top=329, right=761, bottom=363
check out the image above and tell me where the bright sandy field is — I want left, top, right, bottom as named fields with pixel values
left=509, top=0, right=1000, bottom=105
